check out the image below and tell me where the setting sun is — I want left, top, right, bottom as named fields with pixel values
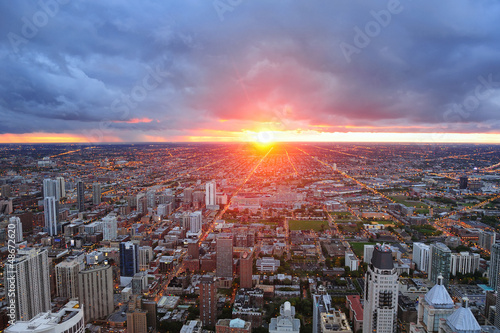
left=256, top=131, right=275, bottom=144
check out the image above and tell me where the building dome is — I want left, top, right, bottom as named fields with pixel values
left=424, top=275, right=454, bottom=309
left=445, top=298, right=481, bottom=333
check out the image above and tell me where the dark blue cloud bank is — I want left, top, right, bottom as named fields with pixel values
left=1, top=0, right=500, bottom=141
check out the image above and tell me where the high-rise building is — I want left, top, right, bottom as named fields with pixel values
left=412, top=242, right=430, bottom=273
left=138, top=246, right=153, bottom=271
left=44, top=196, right=58, bottom=236
left=429, top=243, right=451, bottom=286
left=127, top=302, right=148, bottom=333
left=9, top=216, right=23, bottom=243
left=363, top=244, right=399, bottom=333
left=76, top=180, right=85, bottom=212
left=102, top=214, right=118, bottom=240
left=55, top=259, right=81, bottom=299
left=364, top=244, right=375, bottom=264
left=5, top=248, right=51, bottom=321
left=269, top=301, right=300, bottom=333
left=240, top=250, right=253, bottom=289
left=5, top=301, right=84, bottom=333
left=409, top=275, right=456, bottom=333
left=490, top=244, right=500, bottom=291
left=459, top=175, right=468, bottom=190
left=56, top=176, right=65, bottom=198
left=78, top=265, right=114, bottom=323
left=120, top=241, right=139, bottom=277
left=205, top=180, right=216, bottom=207
left=479, top=230, right=496, bottom=252
left=92, top=182, right=101, bottom=205
left=189, top=211, right=202, bottom=233
left=188, top=240, right=199, bottom=259
left=0, top=184, right=12, bottom=197
left=200, top=275, right=217, bottom=326
left=216, top=235, right=233, bottom=278
left=450, top=252, right=480, bottom=276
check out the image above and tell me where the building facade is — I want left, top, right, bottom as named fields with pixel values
left=429, top=243, right=451, bottom=286
left=363, top=244, right=399, bottom=333
left=78, top=265, right=114, bottom=323
left=216, top=236, right=233, bottom=278
left=200, top=275, right=217, bottom=326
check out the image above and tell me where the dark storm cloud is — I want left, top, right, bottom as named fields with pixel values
left=1, top=0, right=500, bottom=139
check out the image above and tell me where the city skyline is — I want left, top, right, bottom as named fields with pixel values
left=2, top=1, right=500, bottom=144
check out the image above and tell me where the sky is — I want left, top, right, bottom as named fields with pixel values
left=1, top=0, right=500, bottom=144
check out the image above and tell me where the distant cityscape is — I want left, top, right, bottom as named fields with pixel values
left=0, top=143, right=499, bottom=332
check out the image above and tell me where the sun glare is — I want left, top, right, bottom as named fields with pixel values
left=256, top=131, right=275, bottom=144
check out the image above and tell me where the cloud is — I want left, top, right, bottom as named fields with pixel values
left=1, top=0, right=500, bottom=142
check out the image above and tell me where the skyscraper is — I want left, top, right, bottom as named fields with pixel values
left=216, top=235, right=233, bottom=278
left=92, top=182, right=101, bottom=205
left=429, top=242, right=451, bottom=286
left=55, top=259, right=81, bottom=299
left=44, top=196, right=57, bottom=236
left=363, top=244, right=399, bottom=333
left=240, top=250, right=253, bottom=289
left=200, top=275, right=217, bottom=326
left=205, top=180, right=216, bottom=207
left=78, top=265, right=114, bottom=323
left=120, top=241, right=139, bottom=277
left=138, top=246, right=153, bottom=271
left=102, top=214, right=118, bottom=240
left=490, top=244, right=500, bottom=291
left=9, top=216, right=23, bottom=243
left=6, top=248, right=51, bottom=321
left=189, top=210, right=202, bottom=233
left=412, top=242, right=430, bottom=273
left=77, top=180, right=85, bottom=212
left=479, top=230, right=496, bottom=252
left=56, top=176, right=65, bottom=198
left=459, top=175, right=468, bottom=190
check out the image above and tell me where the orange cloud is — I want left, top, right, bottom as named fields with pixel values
left=0, top=133, right=122, bottom=144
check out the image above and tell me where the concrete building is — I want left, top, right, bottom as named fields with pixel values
left=363, top=244, right=399, bottom=333
left=55, top=259, right=81, bottom=299
left=269, top=301, right=300, bottom=333
left=314, top=292, right=352, bottom=333
left=76, top=180, right=85, bottom=212
left=5, top=301, right=84, bottom=333
left=410, top=275, right=457, bottom=333
left=216, top=318, right=251, bottom=333
left=256, top=257, right=280, bottom=272
left=429, top=243, right=451, bottom=286
left=216, top=235, right=233, bottom=278
left=44, top=196, right=58, bottom=236
left=200, top=275, right=217, bottom=326
left=102, top=214, right=118, bottom=241
left=413, top=242, right=430, bottom=273
left=206, top=180, right=216, bottom=206
left=490, top=244, right=500, bottom=291
left=181, top=320, right=202, bottom=333
left=438, top=298, right=481, bottom=333
left=189, top=211, right=202, bottom=233
left=78, top=265, right=114, bottom=323
left=479, top=230, right=496, bottom=252
left=345, top=250, right=359, bottom=271
left=92, top=182, right=101, bottom=205
left=138, top=246, right=153, bottom=271
left=9, top=216, right=23, bottom=243
left=5, top=248, right=51, bottom=321
left=240, top=250, right=253, bottom=289
left=127, top=309, right=148, bottom=333
left=450, top=252, right=480, bottom=276
left=364, top=244, right=375, bottom=264
left=346, top=295, right=363, bottom=333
